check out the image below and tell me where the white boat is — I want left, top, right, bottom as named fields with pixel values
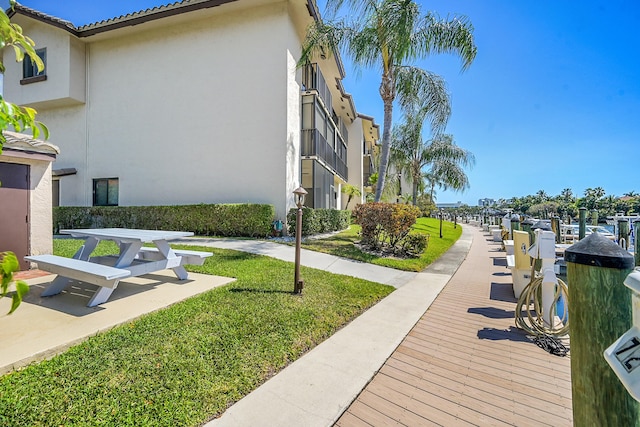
left=559, top=224, right=616, bottom=243
left=606, top=213, right=640, bottom=226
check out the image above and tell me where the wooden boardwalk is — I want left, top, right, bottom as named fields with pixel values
left=336, top=226, right=572, bottom=426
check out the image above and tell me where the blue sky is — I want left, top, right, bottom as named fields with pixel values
left=5, top=0, right=640, bottom=205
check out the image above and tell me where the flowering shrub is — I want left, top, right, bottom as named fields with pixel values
left=353, top=203, right=425, bottom=255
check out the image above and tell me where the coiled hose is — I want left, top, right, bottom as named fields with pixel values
left=515, top=264, right=570, bottom=337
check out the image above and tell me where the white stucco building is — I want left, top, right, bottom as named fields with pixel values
left=3, top=0, right=379, bottom=221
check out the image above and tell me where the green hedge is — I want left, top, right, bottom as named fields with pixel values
left=53, top=204, right=275, bottom=238
left=287, top=207, right=351, bottom=236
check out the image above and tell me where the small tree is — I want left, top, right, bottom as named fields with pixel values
left=341, top=184, right=362, bottom=209
left=0, top=1, right=50, bottom=313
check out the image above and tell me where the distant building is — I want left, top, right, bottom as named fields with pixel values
left=478, top=198, right=496, bottom=207
left=436, top=202, right=462, bottom=209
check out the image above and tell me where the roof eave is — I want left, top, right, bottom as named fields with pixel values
left=77, top=0, right=238, bottom=38
left=8, top=3, right=79, bottom=36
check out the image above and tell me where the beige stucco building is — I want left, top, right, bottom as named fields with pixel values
left=3, top=0, right=378, bottom=221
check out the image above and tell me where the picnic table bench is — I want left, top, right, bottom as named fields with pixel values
left=136, top=247, right=212, bottom=265
left=24, top=254, right=130, bottom=289
left=25, top=228, right=213, bottom=307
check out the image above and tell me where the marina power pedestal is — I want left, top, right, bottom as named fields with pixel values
left=510, top=230, right=532, bottom=298
left=604, top=270, right=640, bottom=401
left=502, top=214, right=511, bottom=236
left=527, top=230, right=557, bottom=325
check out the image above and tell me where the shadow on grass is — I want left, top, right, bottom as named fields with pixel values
left=230, top=288, right=296, bottom=295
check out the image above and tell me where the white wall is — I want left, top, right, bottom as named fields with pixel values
left=30, top=2, right=303, bottom=219
left=345, top=117, right=365, bottom=209
left=29, top=159, right=53, bottom=255
left=2, top=17, right=85, bottom=108
left=6, top=0, right=369, bottom=222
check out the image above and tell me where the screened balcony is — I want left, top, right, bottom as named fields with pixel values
left=301, top=129, right=348, bottom=181
left=302, top=63, right=332, bottom=111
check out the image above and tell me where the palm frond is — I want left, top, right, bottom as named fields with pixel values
left=415, top=12, right=477, bottom=70
left=396, top=66, right=450, bottom=133
left=298, top=21, right=354, bottom=68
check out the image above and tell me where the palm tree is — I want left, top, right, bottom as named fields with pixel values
left=560, top=188, right=574, bottom=202
left=390, top=107, right=474, bottom=206
left=535, top=190, right=549, bottom=203
left=341, top=183, right=362, bottom=208
left=298, top=0, right=476, bottom=202
left=423, top=171, right=441, bottom=206
left=584, top=187, right=606, bottom=210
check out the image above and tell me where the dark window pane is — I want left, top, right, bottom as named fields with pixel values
left=23, top=48, right=46, bottom=79
left=107, top=179, right=118, bottom=205
left=93, top=178, right=118, bottom=206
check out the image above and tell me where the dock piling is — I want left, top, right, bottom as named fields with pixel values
left=619, top=219, right=630, bottom=250
left=565, top=233, right=638, bottom=425
left=579, top=207, right=587, bottom=240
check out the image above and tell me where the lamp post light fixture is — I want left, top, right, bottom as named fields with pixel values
left=293, top=186, right=307, bottom=294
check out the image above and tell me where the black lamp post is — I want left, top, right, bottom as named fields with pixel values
left=293, top=186, right=307, bottom=294
left=439, top=208, right=444, bottom=238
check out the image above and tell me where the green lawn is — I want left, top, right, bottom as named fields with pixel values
left=300, top=217, right=462, bottom=271
left=0, top=241, right=394, bottom=427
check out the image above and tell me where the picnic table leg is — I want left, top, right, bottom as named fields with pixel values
left=87, top=282, right=119, bottom=307
left=154, top=240, right=189, bottom=280
left=113, top=241, right=143, bottom=268
left=42, top=237, right=102, bottom=297
left=74, top=237, right=99, bottom=260
left=41, top=276, right=73, bottom=297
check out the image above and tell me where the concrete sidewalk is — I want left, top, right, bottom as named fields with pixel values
left=171, top=227, right=473, bottom=426
left=173, top=237, right=418, bottom=288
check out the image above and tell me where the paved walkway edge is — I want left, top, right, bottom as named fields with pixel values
left=206, top=226, right=473, bottom=426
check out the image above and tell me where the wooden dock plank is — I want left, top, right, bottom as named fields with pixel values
left=336, top=226, right=573, bottom=426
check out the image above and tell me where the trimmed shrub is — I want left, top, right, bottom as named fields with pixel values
left=402, top=232, right=430, bottom=256
left=353, top=203, right=422, bottom=254
left=287, top=208, right=351, bottom=236
left=53, top=204, right=275, bottom=238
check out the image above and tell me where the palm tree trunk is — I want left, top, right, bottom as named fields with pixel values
left=375, top=94, right=394, bottom=202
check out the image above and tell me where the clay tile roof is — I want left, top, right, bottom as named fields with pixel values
left=77, top=1, right=189, bottom=31
left=10, top=1, right=237, bottom=37
left=11, top=2, right=76, bottom=31
left=2, top=131, right=60, bottom=156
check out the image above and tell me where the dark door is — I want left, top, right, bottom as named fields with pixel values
left=0, top=162, right=30, bottom=270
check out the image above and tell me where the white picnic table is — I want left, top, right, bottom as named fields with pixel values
left=25, top=228, right=212, bottom=307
